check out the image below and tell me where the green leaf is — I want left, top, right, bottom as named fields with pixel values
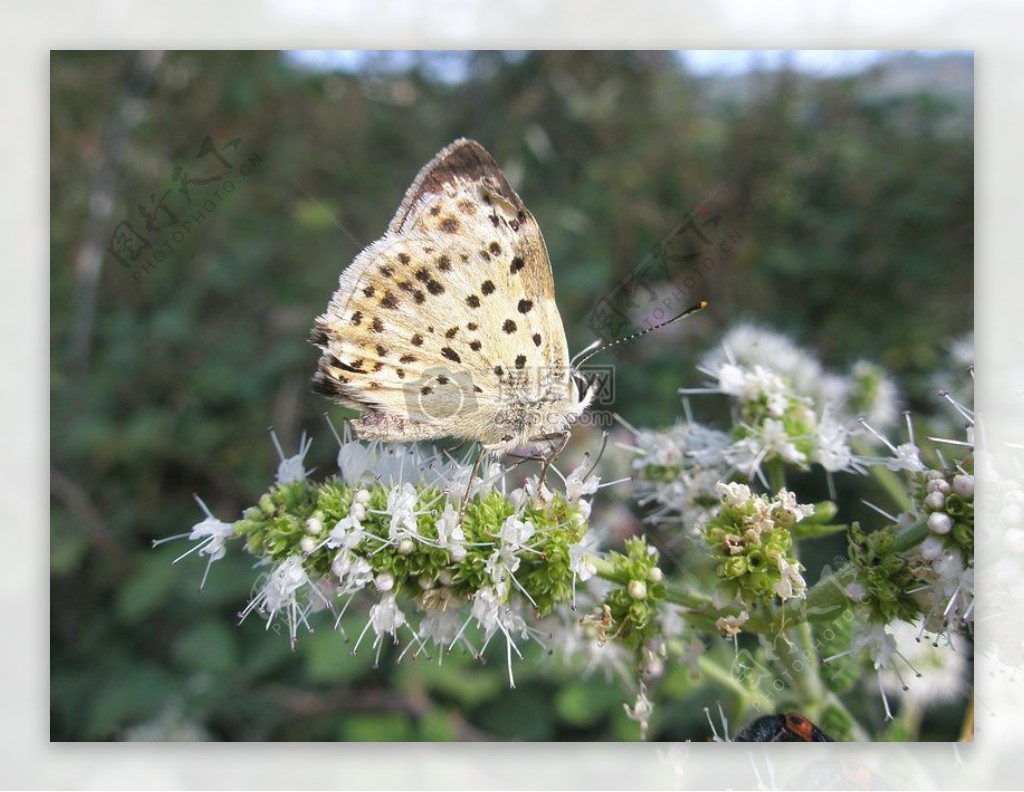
left=419, top=662, right=504, bottom=706
left=475, top=689, right=555, bottom=740
left=50, top=517, right=88, bottom=575
left=418, top=709, right=457, bottom=741
left=173, top=619, right=240, bottom=674
left=554, top=681, right=617, bottom=727
left=83, top=664, right=177, bottom=739
left=791, top=522, right=849, bottom=540
left=338, top=713, right=415, bottom=741
left=115, top=553, right=181, bottom=624
left=304, top=620, right=376, bottom=683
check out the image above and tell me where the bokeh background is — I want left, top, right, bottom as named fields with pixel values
left=50, top=50, right=973, bottom=741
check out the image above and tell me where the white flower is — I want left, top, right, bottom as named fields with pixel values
left=825, top=623, right=919, bottom=721
left=385, top=482, right=421, bottom=541
left=338, top=440, right=372, bottom=483
left=327, top=514, right=363, bottom=550
left=813, top=413, right=854, bottom=472
left=188, top=515, right=233, bottom=563
left=624, top=686, right=654, bottom=740
left=889, top=443, right=925, bottom=473
left=260, top=557, right=309, bottom=612
left=471, top=587, right=503, bottom=636
left=880, top=621, right=968, bottom=707
left=271, top=430, right=313, bottom=484
left=630, top=422, right=730, bottom=533
left=499, top=515, right=536, bottom=549
left=331, top=550, right=373, bottom=593
left=544, top=608, right=633, bottom=684
left=860, top=417, right=926, bottom=473
left=702, top=325, right=839, bottom=408
left=773, top=557, right=807, bottom=601
left=919, top=550, right=974, bottom=635
left=716, top=611, right=749, bottom=638
left=717, top=362, right=750, bottom=398
left=715, top=481, right=751, bottom=506
left=468, top=587, right=540, bottom=687
left=419, top=609, right=464, bottom=647
left=485, top=545, right=521, bottom=599
left=369, top=594, right=406, bottom=636
left=775, top=489, right=815, bottom=522
left=352, top=594, right=416, bottom=666
left=170, top=494, right=235, bottom=589
left=435, top=503, right=467, bottom=560
left=565, top=458, right=601, bottom=502
left=239, top=556, right=327, bottom=648
left=373, top=444, right=428, bottom=486
left=569, top=541, right=596, bottom=582
left=758, top=418, right=808, bottom=466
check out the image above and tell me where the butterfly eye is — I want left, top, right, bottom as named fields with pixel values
left=572, top=373, right=591, bottom=402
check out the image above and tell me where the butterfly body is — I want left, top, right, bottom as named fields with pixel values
left=311, top=139, right=591, bottom=455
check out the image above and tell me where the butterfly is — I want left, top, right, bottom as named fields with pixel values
left=310, top=138, right=704, bottom=478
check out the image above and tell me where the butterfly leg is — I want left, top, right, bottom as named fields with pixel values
left=532, top=431, right=571, bottom=491
left=456, top=446, right=486, bottom=524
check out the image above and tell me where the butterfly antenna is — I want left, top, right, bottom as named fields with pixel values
left=574, top=300, right=708, bottom=368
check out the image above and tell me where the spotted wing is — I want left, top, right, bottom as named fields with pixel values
left=311, top=139, right=572, bottom=445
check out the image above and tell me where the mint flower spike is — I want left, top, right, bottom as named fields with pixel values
left=702, top=482, right=813, bottom=607
left=623, top=416, right=730, bottom=534
left=679, top=326, right=872, bottom=485
left=171, top=421, right=599, bottom=687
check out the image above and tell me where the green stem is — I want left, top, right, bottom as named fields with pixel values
left=767, top=610, right=870, bottom=741
left=765, top=458, right=787, bottom=493
left=696, top=654, right=775, bottom=713
left=766, top=610, right=825, bottom=708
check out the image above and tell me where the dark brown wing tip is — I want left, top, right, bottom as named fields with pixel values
left=388, top=138, right=523, bottom=233
left=309, top=321, right=329, bottom=350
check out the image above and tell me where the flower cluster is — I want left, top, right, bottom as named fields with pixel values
left=702, top=483, right=812, bottom=606
left=182, top=429, right=608, bottom=686
left=626, top=421, right=730, bottom=534
left=683, top=325, right=896, bottom=482
left=623, top=325, right=973, bottom=734
left=167, top=323, right=976, bottom=741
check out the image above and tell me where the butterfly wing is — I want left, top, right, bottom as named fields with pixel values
left=311, top=139, right=574, bottom=448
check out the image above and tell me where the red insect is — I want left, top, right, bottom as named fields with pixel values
left=734, top=712, right=834, bottom=742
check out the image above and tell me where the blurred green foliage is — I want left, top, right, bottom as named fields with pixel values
left=50, top=51, right=972, bottom=741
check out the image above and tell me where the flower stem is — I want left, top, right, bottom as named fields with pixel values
left=766, top=458, right=787, bottom=493
left=769, top=612, right=870, bottom=741
left=696, top=653, right=776, bottom=713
